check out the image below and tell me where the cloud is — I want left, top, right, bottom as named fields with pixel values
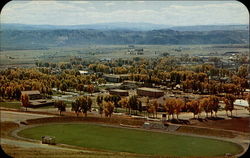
left=105, top=2, right=115, bottom=6
left=1, top=1, right=248, bottom=26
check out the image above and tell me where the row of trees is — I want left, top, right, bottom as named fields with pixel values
left=71, top=96, right=92, bottom=117
left=20, top=93, right=250, bottom=120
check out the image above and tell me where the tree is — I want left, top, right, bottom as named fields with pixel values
left=152, top=100, right=159, bottom=118
left=81, top=96, right=92, bottom=117
left=128, top=95, right=141, bottom=115
left=200, top=98, right=211, bottom=117
left=146, top=102, right=156, bottom=118
left=246, top=94, right=250, bottom=113
left=21, top=93, right=29, bottom=111
left=72, top=96, right=92, bottom=117
left=54, top=100, right=66, bottom=115
left=59, top=82, right=68, bottom=92
left=96, top=96, right=104, bottom=117
left=175, top=98, right=184, bottom=120
left=237, top=65, right=248, bottom=78
left=87, top=84, right=94, bottom=95
left=186, top=100, right=201, bottom=118
left=118, top=97, right=129, bottom=112
left=103, top=101, right=114, bottom=117
left=209, top=95, right=220, bottom=117
left=164, top=98, right=176, bottom=120
left=111, top=95, right=121, bottom=112
left=223, top=94, right=236, bottom=117
left=71, top=102, right=81, bottom=117
left=77, top=84, right=84, bottom=93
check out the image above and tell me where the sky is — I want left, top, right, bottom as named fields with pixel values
left=1, top=0, right=249, bottom=26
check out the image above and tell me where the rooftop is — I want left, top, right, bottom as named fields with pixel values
left=110, top=89, right=128, bottom=92
left=137, top=87, right=164, bottom=93
left=21, top=90, right=40, bottom=95
left=103, top=74, right=120, bottom=78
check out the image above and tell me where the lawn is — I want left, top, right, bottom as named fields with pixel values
left=0, top=101, right=21, bottom=109
left=18, top=123, right=243, bottom=157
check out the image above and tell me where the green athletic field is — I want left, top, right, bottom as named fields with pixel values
left=18, top=123, right=243, bottom=157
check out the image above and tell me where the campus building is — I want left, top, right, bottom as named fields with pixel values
left=21, top=90, right=54, bottom=107
left=137, top=87, right=164, bottom=98
left=109, top=89, right=129, bottom=96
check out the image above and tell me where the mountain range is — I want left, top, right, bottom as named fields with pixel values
left=1, top=23, right=249, bottom=50
left=1, top=23, right=248, bottom=31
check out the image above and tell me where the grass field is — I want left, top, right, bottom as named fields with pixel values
left=1, top=44, right=248, bottom=66
left=18, top=123, right=243, bottom=157
left=0, top=101, right=21, bottom=109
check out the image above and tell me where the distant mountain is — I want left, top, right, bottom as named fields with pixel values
left=169, top=25, right=249, bottom=31
left=1, top=23, right=170, bottom=31
left=1, top=23, right=248, bottom=31
left=1, top=29, right=248, bottom=50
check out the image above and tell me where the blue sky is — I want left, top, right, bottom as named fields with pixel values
left=1, top=0, right=249, bottom=26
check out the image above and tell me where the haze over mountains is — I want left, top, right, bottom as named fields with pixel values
left=1, top=23, right=249, bottom=31
left=1, top=23, right=249, bottom=50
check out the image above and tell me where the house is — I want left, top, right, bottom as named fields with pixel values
left=223, top=51, right=240, bottom=56
left=103, top=74, right=130, bottom=83
left=21, top=90, right=54, bottom=107
left=134, top=48, right=144, bottom=55
left=127, top=48, right=144, bottom=55
left=137, top=87, right=164, bottom=98
left=100, top=58, right=112, bottom=62
left=109, top=89, right=129, bottom=96
left=79, top=70, right=94, bottom=75
left=120, top=80, right=143, bottom=89
left=21, top=90, right=42, bottom=100
left=79, top=70, right=89, bottom=75
left=103, top=74, right=121, bottom=83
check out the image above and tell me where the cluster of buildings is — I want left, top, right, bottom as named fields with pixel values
left=127, top=45, right=144, bottom=55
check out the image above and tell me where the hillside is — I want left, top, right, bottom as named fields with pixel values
left=1, top=29, right=249, bottom=50
left=1, top=23, right=248, bottom=31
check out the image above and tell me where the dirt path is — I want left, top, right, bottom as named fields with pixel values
left=1, top=138, right=84, bottom=151
left=0, top=110, right=55, bottom=123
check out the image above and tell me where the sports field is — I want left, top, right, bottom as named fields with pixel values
left=18, top=123, right=243, bottom=157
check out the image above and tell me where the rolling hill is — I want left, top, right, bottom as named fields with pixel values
left=1, top=23, right=249, bottom=50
